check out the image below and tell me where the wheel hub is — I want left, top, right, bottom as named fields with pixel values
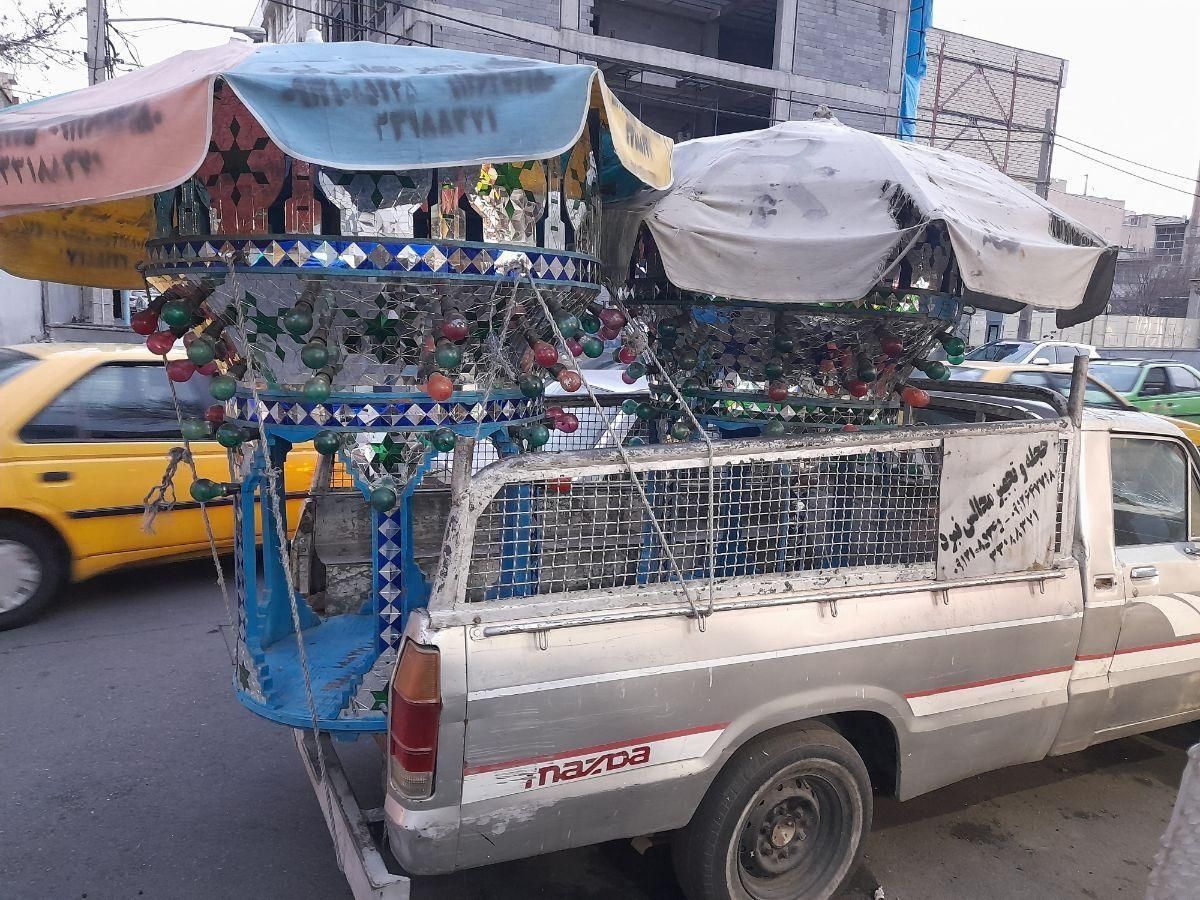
left=0, top=539, right=42, bottom=613
left=740, top=779, right=819, bottom=878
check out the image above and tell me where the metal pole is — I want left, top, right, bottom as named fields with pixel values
left=86, top=0, right=108, bottom=84
left=1067, top=354, right=1088, bottom=429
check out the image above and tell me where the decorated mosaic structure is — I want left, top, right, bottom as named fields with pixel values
left=121, top=81, right=644, bottom=733
left=612, top=227, right=968, bottom=437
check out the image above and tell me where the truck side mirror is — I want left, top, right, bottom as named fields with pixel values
left=1031, top=356, right=1052, bottom=366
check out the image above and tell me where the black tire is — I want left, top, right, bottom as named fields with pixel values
left=673, top=723, right=872, bottom=900
left=0, top=520, right=66, bottom=631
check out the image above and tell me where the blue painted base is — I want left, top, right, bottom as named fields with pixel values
left=235, top=613, right=385, bottom=732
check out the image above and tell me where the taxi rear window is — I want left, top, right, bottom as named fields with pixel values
left=0, top=349, right=36, bottom=389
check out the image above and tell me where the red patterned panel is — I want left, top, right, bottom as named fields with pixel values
left=195, top=83, right=285, bottom=233
left=284, top=160, right=321, bottom=234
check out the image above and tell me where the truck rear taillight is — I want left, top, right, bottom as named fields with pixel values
left=388, top=641, right=441, bottom=800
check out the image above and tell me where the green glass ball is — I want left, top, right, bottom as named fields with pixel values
left=920, top=360, right=949, bottom=380
left=658, top=321, right=679, bottom=340
left=670, top=421, right=692, bottom=441
left=303, top=375, right=332, bottom=402
left=431, top=428, right=457, bottom=452
left=763, top=358, right=786, bottom=380
left=180, top=419, right=211, bottom=441
left=189, top=478, right=224, bottom=503
left=763, top=419, right=786, bottom=438
left=858, top=364, right=879, bottom=383
left=434, top=341, right=463, bottom=370
left=628, top=436, right=646, bottom=447
left=314, top=430, right=342, bottom=456
left=635, top=403, right=656, bottom=421
left=580, top=335, right=604, bottom=359
left=774, top=334, right=795, bottom=354
left=283, top=306, right=314, bottom=338
left=942, top=335, right=966, bottom=357
left=682, top=377, right=702, bottom=396
left=370, top=485, right=398, bottom=512
left=621, top=398, right=640, bottom=415
left=209, top=374, right=238, bottom=401
left=160, top=299, right=192, bottom=330
left=555, top=313, right=581, bottom=339
left=216, top=424, right=245, bottom=449
left=625, top=361, right=647, bottom=381
left=519, top=374, right=544, bottom=398
left=677, top=349, right=699, bottom=370
left=948, top=354, right=965, bottom=365
left=657, top=333, right=677, bottom=350
left=301, top=341, right=330, bottom=370
left=525, top=423, right=550, bottom=448
left=579, top=313, right=601, bottom=335
left=186, top=335, right=216, bottom=366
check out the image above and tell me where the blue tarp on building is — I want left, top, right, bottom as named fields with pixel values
left=899, top=0, right=934, bottom=140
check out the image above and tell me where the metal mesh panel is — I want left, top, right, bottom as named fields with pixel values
left=466, top=446, right=943, bottom=602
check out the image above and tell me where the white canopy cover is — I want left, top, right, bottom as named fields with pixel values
left=606, top=120, right=1117, bottom=327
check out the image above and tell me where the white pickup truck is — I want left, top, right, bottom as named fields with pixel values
left=300, top=377, right=1200, bottom=900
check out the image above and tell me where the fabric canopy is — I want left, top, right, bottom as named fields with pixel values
left=605, top=120, right=1117, bottom=327
left=0, top=41, right=672, bottom=288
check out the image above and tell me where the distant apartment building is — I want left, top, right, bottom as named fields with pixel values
left=915, top=27, right=1065, bottom=198
left=257, top=0, right=925, bottom=140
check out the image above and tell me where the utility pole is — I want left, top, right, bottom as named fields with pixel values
left=1017, top=105, right=1059, bottom=342
left=86, top=0, right=109, bottom=84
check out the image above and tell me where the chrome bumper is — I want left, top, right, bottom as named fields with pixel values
left=294, top=729, right=411, bottom=900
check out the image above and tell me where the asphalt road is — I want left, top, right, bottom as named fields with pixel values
left=2, top=558, right=1195, bottom=900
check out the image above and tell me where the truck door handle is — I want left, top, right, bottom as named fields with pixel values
left=1130, top=566, right=1159, bottom=580
left=39, top=471, right=72, bottom=483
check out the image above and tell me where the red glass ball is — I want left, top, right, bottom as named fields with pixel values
left=880, top=336, right=904, bottom=357
left=767, top=381, right=789, bottom=402
left=533, top=341, right=559, bottom=368
left=617, top=346, right=638, bottom=364
left=131, top=309, right=159, bottom=335
left=557, top=412, right=580, bottom=434
left=441, top=317, right=470, bottom=342
left=557, top=370, right=582, bottom=392
left=621, top=370, right=637, bottom=385
left=842, top=423, right=860, bottom=433
left=599, top=308, right=626, bottom=330
left=166, top=359, right=196, bottom=383
left=566, top=338, right=583, bottom=357
left=146, top=331, right=176, bottom=355
left=847, top=379, right=870, bottom=398
left=818, top=359, right=836, bottom=374
left=599, top=326, right=621, bottom=341
left=204, top=404, right=226, bottom=425
left=425, top=372, right=454, bottom=402
left=197, top=361, right=219, bottom=377
left=901, top=386, right=931, bottom=408
left=182, top=331, right=197, bottom=348
left=545, top=405, right=564, bottom=421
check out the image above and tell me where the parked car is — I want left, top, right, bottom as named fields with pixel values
left=0, top=343, right=316, bottom=629
left=1084, top=359, right=1200, bottom=422
left=963, top=339, right=1097, bottom=365
left=949, top=361, right=1200, bottom=445
left=300, top=381, right=1200, bottom=900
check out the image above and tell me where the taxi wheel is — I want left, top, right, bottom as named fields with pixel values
left=0, top=520, right=66, bottom=631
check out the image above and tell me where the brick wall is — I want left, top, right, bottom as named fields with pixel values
left=417, top=0, right=562, bottom=61
left=792, top=0, right=896, bottom=92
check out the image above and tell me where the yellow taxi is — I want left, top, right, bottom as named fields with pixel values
left=949, top=361, right=1200, bottom=444
left=0, top=343, right=316, bottom=629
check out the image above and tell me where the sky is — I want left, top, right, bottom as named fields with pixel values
left=12, top=0, right=1200, bottom=217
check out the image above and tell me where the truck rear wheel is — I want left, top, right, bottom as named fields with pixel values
left=673, top=723, right=872, bottom=900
